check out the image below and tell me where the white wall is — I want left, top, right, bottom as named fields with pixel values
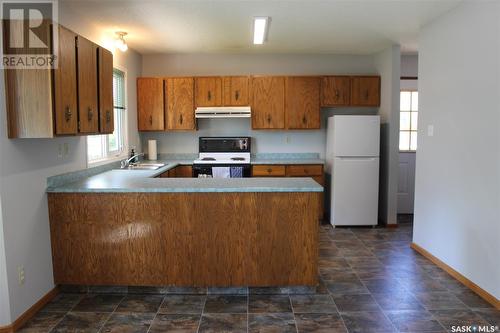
left=375, top=45, right=401, bottom=225
left=414, top=1, right=500, bottom=299
left=0, top=7, right=142, bottom=323
left=141, top=53, right=379, bottom=157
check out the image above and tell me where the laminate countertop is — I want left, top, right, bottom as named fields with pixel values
left=46, top=161, right=323, bottom=193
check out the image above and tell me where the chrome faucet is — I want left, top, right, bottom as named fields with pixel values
left=121, top=153, right=144, bottom=169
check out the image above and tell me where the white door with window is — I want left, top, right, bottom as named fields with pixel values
left=398, top=89, right=418, bottom=214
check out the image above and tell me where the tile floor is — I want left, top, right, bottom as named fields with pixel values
left=19, top=221, right=499, bottom=332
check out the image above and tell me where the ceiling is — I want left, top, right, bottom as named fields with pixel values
left=59, top=0, right=462, bottom=55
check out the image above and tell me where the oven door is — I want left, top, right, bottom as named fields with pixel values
left=192, top=164, right=251, bottom=178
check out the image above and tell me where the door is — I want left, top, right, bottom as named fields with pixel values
left=98, top=47, right=114, bottom=134
left=54, top=26, right=78, bottom=135
left=285, top=76, right=320, bottom=129
left=223, top=76, right=249, bottom=106
left=251, top=76, right=285, bottom=129
left=77, top=36, right=99, bottom=133
left=195, top=77, right=222, bottom=107
left=166, top=77, right=195, bottom=130
left=398, top=152, right=416, bottom=214
left=332, top=116, right=380, bottom=157
left=321, top=76, right=350, bottom=107
left=331, top=157, right=379, bottom=226
left=137, top=78, right=164, bottom=131
left=351, top=76, right=380, bottom=107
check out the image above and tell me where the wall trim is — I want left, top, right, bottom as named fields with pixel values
left=0, top=287, right=59, bottom=333
left=411, top=243, right=500, bottom=309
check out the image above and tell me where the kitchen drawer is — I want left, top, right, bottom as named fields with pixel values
left=286, top=165, right=323, bottom=177
left=252, top=165, right=286, bottom=177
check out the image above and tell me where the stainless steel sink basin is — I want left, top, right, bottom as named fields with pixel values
left=126, top=163, right=165, bottom=170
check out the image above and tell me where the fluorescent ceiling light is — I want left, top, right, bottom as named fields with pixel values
left=253, top=17, right=269, bottom=45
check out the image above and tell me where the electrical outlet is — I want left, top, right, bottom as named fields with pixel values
left=58, top=144, right=63, bottom=158
left=285, top=136, right=291, bottom=144
left=18, top=266, right=25, bottom=285
left=427, top=125, right=434, bottom=137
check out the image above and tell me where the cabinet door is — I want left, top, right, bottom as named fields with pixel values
left=54, top=26, right=78, bottom=135
left=251, top=76, right=285, bottom=129
left=351, top=76, right=380, bottom=107
left=321, top=76, right=350, bottom=107
left=166, top=77, right=195, bottom=130
left=77, top=36, right=99, bottom=133
left=285, top=76, right=320, bottom=129
left=174, top=166, right=193, bottom=177
left=98, top=47, right=114, bottom=134
left=137, top=78, right=164, bottom=131
left=223, top=76, right=249, bottom=106
left=195, top=77, right=222, bottom=107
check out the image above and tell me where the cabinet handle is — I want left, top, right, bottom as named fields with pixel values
left=267, top=115, right=271, bottom=123
left=149, top=115, right=153, bottom=125
left=365, top=91, right=369, bottom=100
left=302, top=116, right=307, bottom=124
left=64, top=107, right=72, bottom=122
left=235, top=90, right=239, bottom=100
left=335, top=89, right=340, bottom=99
left=207, top=91, right=211, bottom=101
left=87, top=107, right=93, bottom=121
left=179, top=114, right=183, bottom=124
left=267, top=168, right=272, bottom=173
left=105, top=110, right=111, bottom=123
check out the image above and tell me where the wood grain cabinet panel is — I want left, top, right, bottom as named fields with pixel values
left=166, top=77, right=195, bottom=130
left=195, top=77, right=222, bottom=107
left=252, top=165, right=286, bottom=177
left=137, top=78, right=165, bottom=131
left=251, top=76, right=285, bottom=129
left=54, top=26, right=78, bottom=135
left=223, top=76, right=249, bottom=106
left=285, top=77, right=320, bottom=129
left=321, top=76, right=351, bottom=107
left=98, top=47, right=114, bottom=134
left=48, top=192, right=319, bottom=287
left=76, top=36, right=99, bottom=133
left=351, top=76, right=381, bottom=107
left=286, top=165, right=323, bottom=177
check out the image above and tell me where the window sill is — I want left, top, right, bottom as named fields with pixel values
left=88, top=153, right=128, bottom=168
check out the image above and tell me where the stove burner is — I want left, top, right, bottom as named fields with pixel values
left=201, top=157, right=216, bottom=161
left=231, top=157, right=246, bottom=161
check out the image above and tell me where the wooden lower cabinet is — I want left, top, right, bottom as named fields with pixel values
left=48, top=192, right=319, bottom=286
left=159, top=165, right=193, bottom=178
left=252, top=164, right=325, bottom=220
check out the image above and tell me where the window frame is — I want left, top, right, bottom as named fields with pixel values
left=399, top=89, right=418, bottom=153
left=86, top=65, right=128, bottom=167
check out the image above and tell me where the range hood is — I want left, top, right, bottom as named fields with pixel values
left=195, top=106, right=251, bottom=119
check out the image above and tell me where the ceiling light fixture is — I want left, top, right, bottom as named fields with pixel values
left=253, top=17, right=269, bottom=45
left=115, top=31, right=128, bottom=52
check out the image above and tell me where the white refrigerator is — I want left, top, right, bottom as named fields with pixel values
left=326, top=115, right=380, bottom=226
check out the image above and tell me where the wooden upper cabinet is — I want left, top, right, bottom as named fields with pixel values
left=285, top=77, right=320, bottom=129
left=76, top=36, right=99, bottom=133
left=98, top=48, right=114, bottom=134
left=351, top=76, right=381, bottom=107
left=251, top=76, right=285, bottom=129
left=223, top=76, right=249, bottom=106
left=137, top=78, right=165, bottom=131
left=54, top=26, right=78, bottom=135
left=195, top=77, right=222, bottom=107
left=321, top=76, right=351, bottom=107
left=166, top=77, right=195, bottom=130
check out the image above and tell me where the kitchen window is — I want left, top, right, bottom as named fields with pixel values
left=87, top=68, right=127, bottom=165
left=399, top=90, right=418, bottom=151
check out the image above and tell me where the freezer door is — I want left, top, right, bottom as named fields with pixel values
left=332, top=116, right=380, bottom=157
left=331, top=157, right=379, bottom=226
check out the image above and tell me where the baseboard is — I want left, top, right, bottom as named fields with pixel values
left=411, top=243, right=500, bottom=310
left=0, top=286, right=59, bottom=333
